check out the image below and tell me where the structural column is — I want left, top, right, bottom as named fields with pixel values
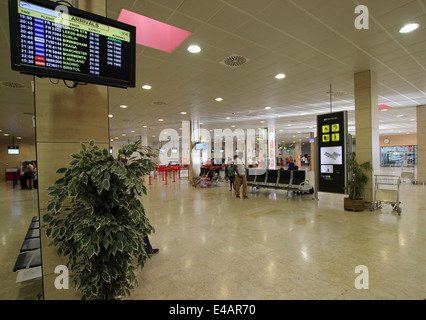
left=417, top=105, right=426, bottom=183
left=354, top=70, right=380, bottom=203
left=35, top=0, right=109, bottom=300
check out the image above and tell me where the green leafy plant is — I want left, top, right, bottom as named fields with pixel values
left=345, top=153, right=373, bottom=200
left=42, top=140, right=158, bottom=300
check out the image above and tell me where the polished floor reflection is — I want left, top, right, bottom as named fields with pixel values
left=1, top=168, right=425, bottom=300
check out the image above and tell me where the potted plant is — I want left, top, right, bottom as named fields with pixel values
left=42, top=140, right=158, bottom=300
left=344, top=153, right=373, bottom=211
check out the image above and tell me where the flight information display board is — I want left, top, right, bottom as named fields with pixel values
left=316, top=111, right=348, bottom=194
left=9, top=0, right=136, bottom=88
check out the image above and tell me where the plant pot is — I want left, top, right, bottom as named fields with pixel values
left=344, top=198, right=365, bottom=211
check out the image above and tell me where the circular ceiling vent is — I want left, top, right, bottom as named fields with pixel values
left=1, top=81, right=25, bottom=89
left=152, top=101, right=168, bottom=106
left=221, top=55, right=249, bottom=68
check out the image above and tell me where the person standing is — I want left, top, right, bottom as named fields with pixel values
left=23, top=161, right=35, bottom=190
left=233, top=155, right=248, bottom=198
left=226, top=164, right=235, bottom=191
left=288, top=156, right=295, bottom=170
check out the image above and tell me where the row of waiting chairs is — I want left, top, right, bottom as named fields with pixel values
left=13, top=216, right=42, bottom=283
left=246, top=169, right=314, bottom=194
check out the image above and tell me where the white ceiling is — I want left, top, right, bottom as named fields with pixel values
left=0, top=0, right=425, bottom=147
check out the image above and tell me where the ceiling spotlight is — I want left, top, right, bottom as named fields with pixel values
left=120, top=105, right=128, bottom=109
left=399, top=23, right=419, bottom=33
left=264, top=106, right=271, bottom=110
left=142, top=85, right=152, bottom=90
left=275, top=73, right=286, bottom=79
left=215, top=97, right=223, bottom=102
left=180, top=112, right=187, bottom=115
left=158, top=119, right=164, bottom=122
left=187, top=45, right=201, bottom=53
left=108, top=114, right=113, bottom=118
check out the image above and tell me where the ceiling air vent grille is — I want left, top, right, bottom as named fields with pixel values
left=327, top=91, right=347, bottom=97
left=1, top=81, right=25, bottom=89
left=220, top=55, right=249, bottom=68
left=152, top=101, right=168, bottom=106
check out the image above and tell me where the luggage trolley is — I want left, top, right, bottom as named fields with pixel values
left=401, top=164, right=415, bottom=183
left=374, top=175, right=402, bottom=215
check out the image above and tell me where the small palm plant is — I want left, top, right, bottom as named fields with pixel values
left=346, top=154, right=373, bottom=200
left=42, top=140, right=158, bottom=300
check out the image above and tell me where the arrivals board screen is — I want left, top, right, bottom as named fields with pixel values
left=9, top=0, right=136, bottom=88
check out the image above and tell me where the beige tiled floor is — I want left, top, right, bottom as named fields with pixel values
left=1, top=168, right=425, bottom=300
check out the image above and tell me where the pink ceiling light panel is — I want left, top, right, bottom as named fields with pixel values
left=118, top=9, right=191, bottom=53
left=378, top=104, right=391, bottom=110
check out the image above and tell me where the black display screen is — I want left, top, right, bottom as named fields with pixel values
left=9, top=0, right=136, bottom=88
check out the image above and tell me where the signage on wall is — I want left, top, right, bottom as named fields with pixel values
left=316, top=111, right=348, bottom=194
left=268, top=128, right=275, bottom=170
left=8, top=146, right=20, bottom=155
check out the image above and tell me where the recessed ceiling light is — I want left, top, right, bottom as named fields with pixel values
left=260, top=121, right=265, bottom=123
left=265, top=106, right=271, bottom=110
left=3, top=133, right=9, bottom=136
left=131, top=130, right=135, bottom=133
left=215, top=97, right=223, bottom=102
left=399, top=23, right=419, bottom=33
left=226, top=117, right=231, bottom=120
left=122, top=134, right=126, bottom=137
left=158, top=119, right=164, bottom=122
left=108, top=114, right=113, bottom=118
left=143, top=125, right=147, bottom=128
left=275, top=73, right=286, bottom=79
left=180, top=112, right=187, bottom=115
left=397, top=114, right=404, bottom=117
left=142, top=85, right=152, bottom=90
left=120, top=105, right=128, bottom=109
left=188, top=45, right=201, bottom=53
left=381, top=109, right=389, bottom=112
left=17, top=137, right=22, bottom=140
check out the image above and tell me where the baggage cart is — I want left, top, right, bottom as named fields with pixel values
left=401, top=164, right=415, bottom=183
left=374, top=175, right=402, bottom=215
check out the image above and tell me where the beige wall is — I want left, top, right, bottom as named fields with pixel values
left=0, top=140, right=36, bottom=182
left=417, top=105, right=426, bottom=183
left=379, top=134, right=417, bottom=147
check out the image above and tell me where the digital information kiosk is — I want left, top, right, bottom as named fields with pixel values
left=316, top=111, right=348, bottom=195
